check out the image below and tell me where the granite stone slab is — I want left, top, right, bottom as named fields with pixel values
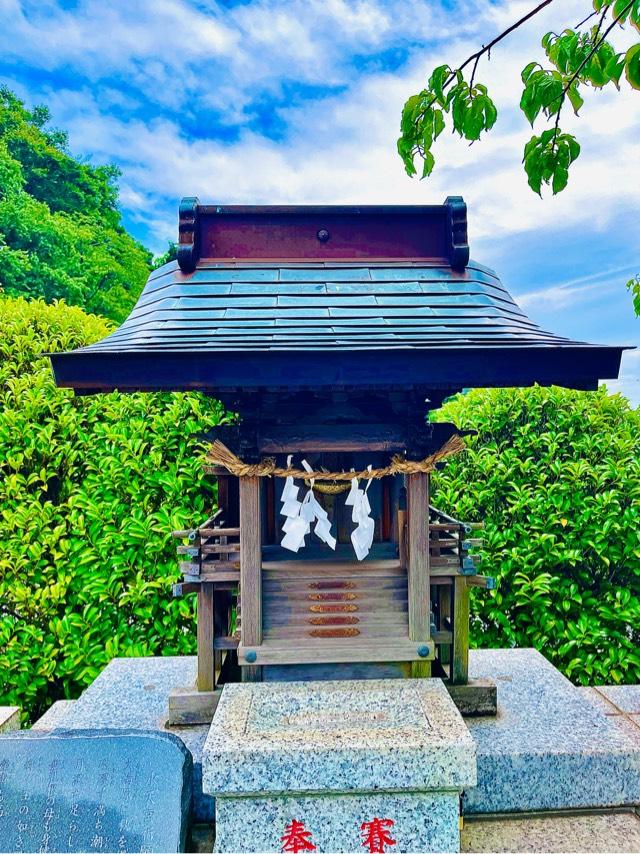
left=45, top=656, right=213, bottom=822
left=464, top=649, right=640, bottom=814
left=462, top=810, right=640, bottom=853
left=32, top=700, right=77, bottom=730
left=215, top=791, right=460, bottom=853
left=577, top=686, right=620, bottom=715
left=597, top=684, right=640, bottom=714
left=59, top=656, right=197, bottom=729
left=203, top=678, right=476, bottom=797
left=0, top=728, right=192, bottom=852
left=0, top=707, right=20, bottom=733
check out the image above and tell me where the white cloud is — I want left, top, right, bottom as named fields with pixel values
left=4, top=0, right=640, bottom=268
left=41, top=51, right=639, bottom=257
left=518, top=265, right=639, bottom=312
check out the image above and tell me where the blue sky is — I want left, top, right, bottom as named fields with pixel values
left=1, top=0, right=638, bottom=401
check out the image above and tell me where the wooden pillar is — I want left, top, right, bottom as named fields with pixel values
left=452, top=576, right=470, bottom=684
left=197, top=582, right=215, bottom=692
left=240, top=475, right=262, bottom=682
left=407, top=472, right=431, bottom=678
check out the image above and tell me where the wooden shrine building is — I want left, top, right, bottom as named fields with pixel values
left=51, top=197, right=624, bottom=719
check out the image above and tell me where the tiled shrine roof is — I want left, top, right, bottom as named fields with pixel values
left=50, top=200, right=625, bottom=394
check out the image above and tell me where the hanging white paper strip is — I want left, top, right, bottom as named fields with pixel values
left=279, top=456, right=307, bottom=552
left=279, top=457, right=336, bottom=552
left=350, top=466, right=375, bottom=561
left=300, top=459, right=336, bottom=550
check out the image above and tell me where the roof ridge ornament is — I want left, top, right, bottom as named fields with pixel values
left=444, top=196, right=469, bottom=271
left=177, top=196, right=200, bottom=274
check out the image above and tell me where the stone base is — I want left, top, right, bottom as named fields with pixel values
left=32, top=699, right=76, bottom=730
left=31, top=650, right=640, bottom=829
left=465, top=649, right=640, bottom=814
left=34, top=656, right=214, bottom=823
left=215, top=791, right=460, bottom=853
left=446, top=678, right=497, bottom=716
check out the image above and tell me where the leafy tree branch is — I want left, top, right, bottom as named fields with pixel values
left=398, top=0, right=640, bottom=195
left=628, top=274, right=640, bottom=314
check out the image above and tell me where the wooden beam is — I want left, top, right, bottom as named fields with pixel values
left=196, top=582, right=215, bottom=692
left=198, top=527, right=241, bottom=538
left=466, top=574, right=495, bottom=589
left=407, top=472, right=431, bottom=678
left=198, top=570, right=240, bottom=583
left=237, top=638, right=434, bottom=666
left=259, top=423, right=423, bottom=454
left=180, top=560, right=239, bottom=574
left=452, top=575, right=470, bottom=684
left=172, top=582, right=200, bottom=597
left=240, top=475, right=262, bottom=682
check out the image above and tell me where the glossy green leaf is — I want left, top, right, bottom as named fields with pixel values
left=625, top=43, right=640, bottom=89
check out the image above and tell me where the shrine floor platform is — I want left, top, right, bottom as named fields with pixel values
left=29, top=649, right=640, bottom=826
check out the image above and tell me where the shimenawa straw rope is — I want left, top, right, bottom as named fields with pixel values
left=203, top=434, right=465, bottom=481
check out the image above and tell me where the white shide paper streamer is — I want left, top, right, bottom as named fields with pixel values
left=279, top=458, right=336, bottom=553
left=346, top=466, right=375, bottom=561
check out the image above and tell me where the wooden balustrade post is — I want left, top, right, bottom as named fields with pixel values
left=240, top=475, right=262, bottom=682
left=452, top=576, right=470, bottom=684
left=407, top=472, right=432, bottom=678
left=197, top=582, right=215, bottom=692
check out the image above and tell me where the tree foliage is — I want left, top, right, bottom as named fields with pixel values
left=152, top=242, right=178, bottom=270
left=0, top=87, right=151, bottom=323
left=0, top=296, right=231, bottom=721
left=399, top=0, right=640, bottom=195
left=628, top=273, right=640, bottom=314
left=433, top=385, right=640, bottom=686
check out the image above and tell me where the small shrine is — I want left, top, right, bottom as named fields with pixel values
left=51, top=197, right=624, bottom=721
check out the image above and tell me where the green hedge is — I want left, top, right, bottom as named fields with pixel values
left=434, top=386, right=640, bottom=685
left=0, top=296, right=230, bottom=720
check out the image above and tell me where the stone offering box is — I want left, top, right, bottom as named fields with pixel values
left=50, top=199, right=624, bottom=726
left=203, top=678, right=476, bottom=853
left=0, top=729, right=192, bottom=853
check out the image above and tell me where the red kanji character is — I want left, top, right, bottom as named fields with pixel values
left=281, top=819, right=316, bottom=853
left=360, top=817, right=396, bottom=853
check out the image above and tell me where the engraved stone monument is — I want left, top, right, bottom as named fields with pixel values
left=0, top=729, right=192, bottom=853
left=203, top=678, right=476, bottom=853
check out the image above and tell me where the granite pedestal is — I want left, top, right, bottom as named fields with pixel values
left=203, top=678, right=476, bottom=853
